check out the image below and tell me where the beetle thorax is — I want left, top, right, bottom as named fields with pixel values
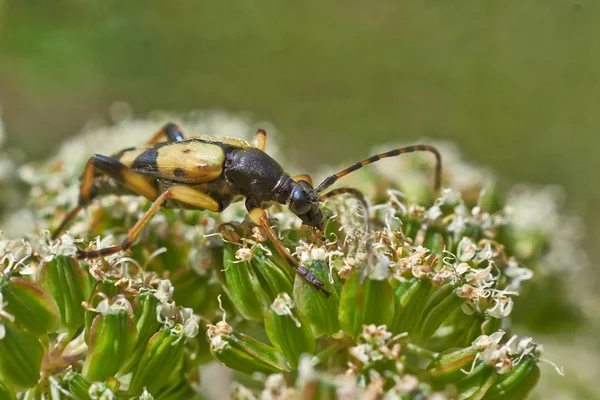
left=223, top=148, right=291, bottom=206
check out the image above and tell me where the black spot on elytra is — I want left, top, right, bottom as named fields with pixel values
left=174, top=168, right=186, bottom=177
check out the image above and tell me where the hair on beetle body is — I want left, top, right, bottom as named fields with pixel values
left=52, top=122, right=442, bottom=297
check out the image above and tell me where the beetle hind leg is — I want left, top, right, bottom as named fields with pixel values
left=77, top=186, right=220, bottom=259
left=251, top=129, right=267, bottom=151
left=52, top=155, right=158, bottom=239
left=77, top=190, right=171, bottom=259
left=147, top=122, right=186, bottom=145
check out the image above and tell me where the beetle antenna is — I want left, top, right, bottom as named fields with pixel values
left=315, top=145, right=442, bottom=194
left=319, top=187, right=374, bottom=277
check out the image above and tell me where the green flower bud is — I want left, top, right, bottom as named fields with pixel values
left=338, top=271, right=395, bottom=338
left=84, top=278, right=121, bottom=341
left=0, top=277, right=58, bottom=336
left=0, top=320, right=44, bottom=391
left=456, top=370, right=497, bottom=400
left=485, top=356, right=540, bottom=400
left=65, top=372, right=92, bottom=400
left=419, top=282, right=463, bottom=341
left=128, top=327, right=187, bottom=396
left=265, top=293, right=315, bottom=369
left=155, top=380, right=199, bottom=400
left=252, top=251, right=294, bottom=300
left=83, top=296, right=137, bottom=382
left=207, top=319, right=286, bottom=375
left=390, top=277, right=433, bottom=336
left=222, top=241, right=270, bottom=322
left=0, top=382, right=17, bottom=400
left=119, top=291, right=161, bottom=375
left=424, top=346, right=481, bottom=386
left=38, top=255, right=90, bottom=330
left=169, top=266, right=221, bottom=314
left=293, top=260, right=342, bottom=337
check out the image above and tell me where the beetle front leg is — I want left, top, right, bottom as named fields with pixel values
left=292, top=174, right=313, bottom=185
left=248, top=208, right=331, bottom=297
left=147, top=122, right=186, bottom=145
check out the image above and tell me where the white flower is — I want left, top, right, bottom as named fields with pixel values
left=271, top=293, right=301, bottom=327
left=154, top=280, right=174, bottom=303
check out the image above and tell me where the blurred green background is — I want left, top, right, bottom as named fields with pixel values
left=1, top=1, right=599, bottom=397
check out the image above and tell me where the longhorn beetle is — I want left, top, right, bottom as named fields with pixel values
left=52, top=123, right=442, bottom=297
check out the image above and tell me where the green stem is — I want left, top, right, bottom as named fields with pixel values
left=313, top=342, right=346, bottom=366
left=404, top=343, right=439, bottom=361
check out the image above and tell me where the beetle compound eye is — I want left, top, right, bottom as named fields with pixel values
left=290, top=186, right=311, bottom=215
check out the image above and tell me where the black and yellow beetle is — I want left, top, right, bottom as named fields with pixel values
left=53, top=123, right=442, bottom=296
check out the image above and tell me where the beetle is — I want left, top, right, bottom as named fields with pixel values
left=52, top=123, right=441, bottom=297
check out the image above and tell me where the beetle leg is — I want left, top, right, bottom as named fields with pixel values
left=77, top=190, right=171, bottom=259
left=147, top=122, right=186, bottom=145
left=52, top=155, right=159, bottom=239
left=248, top=208, right=331, bottom=297
left=292, top=174, right=313, bottom=185
left=251, top=129, right=267, bottom=151
left=77, top=185, right=220, bottom=259
left=168, top=185, right=221, bottom=211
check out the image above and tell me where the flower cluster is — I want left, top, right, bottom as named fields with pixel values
left=0, top=112, right=570, bottom=399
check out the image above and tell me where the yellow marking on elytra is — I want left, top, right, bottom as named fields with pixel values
left=121, top=169, right=158, bottom=200
left=156, top=142, right=225, bottom=183
left=192, top=136, right=251, bottom=148
left=117, top=148, right=148, bottom=168
left=168, top=185, right=220, bottom=211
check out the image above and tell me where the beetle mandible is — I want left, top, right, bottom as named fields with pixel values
left=52, top=123, right=442, bottom=297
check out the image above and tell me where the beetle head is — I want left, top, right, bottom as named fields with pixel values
left=289, top=180, right=324, bottom=230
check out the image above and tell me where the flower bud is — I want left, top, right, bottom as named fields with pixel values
left=485, top=356, right=540, bottom=400
left=293, top=260, right=342, bottom=337
left=207, top=320, right=286, bottom=375
left=419, top=282, right=463, bottom=341
left=169, top=266, right=221, bottom=314
left=338, top=272, right=395, bottom=338
left=128, top=328, right=187, bottom=395
left=222, top=241, right=270, bottom=322
left=83, top=297, right=137, bottom=382
left=252, top=251, right=294, bottom=300
left=265, top=293, right=315, bottom=368
left=0, top=320, right=44, bottom=391
left=0, top=277, right=58, bottom=336
left=424, top=346, right=481, bottom=386
left=65, top=372, right=92, bottom=400
left=84, top=278, right=121, bottom=341
left=118, top=291, right=161, bottom=375
left=38, top=255, right=90, bottom=330
left=390, top=277, right=433, bottom=336
left=0, top=382, right=17, bottom=400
